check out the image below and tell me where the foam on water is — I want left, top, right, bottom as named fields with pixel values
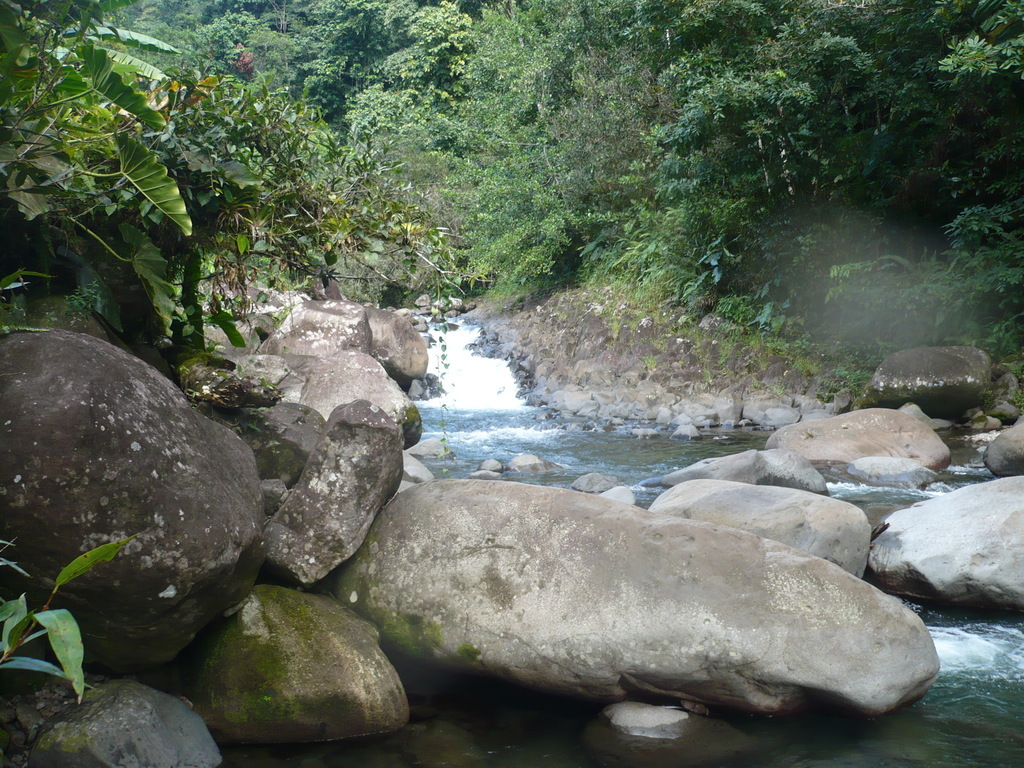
left=931, top=624, right=1024, bottom=681
left=426, top=324, right=527, bottom=411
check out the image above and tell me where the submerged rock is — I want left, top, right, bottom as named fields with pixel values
left=869, top=476, right=1024, bottom=610
left=765, top=408, right=951, bottom=470
left=183, top=585, right=409, bottom=744
left=582, top=702, right=758, bottom=768
left=649, top=479, right=871, bottom=576
left=332, top=480, right=938, bottom=716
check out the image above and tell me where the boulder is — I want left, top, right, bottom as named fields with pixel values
left=233, top=402, right=326, bottom=487
left=651, top=449, right=827, bottom=495
left=984, top=422, right=1024, bottom=477
left=29, top=680, right=221, bottom=768
left=259, top=299, right=371, bottom=358
left=292, top=349, right=422, bottom=448
left=404, top=452, right=436, bottom=484
left=762, top=406, right=801, bottom=429
left=0, top=331, right=265, bottom=670
left=599, top=486, right=636, bottom=506
left=265, top=400, right=404, bottom=586
left=477, top=459, right=504, bottom=472
left=844, top=457, right=937, bottom=489
left=870, top=477, right=1024, bottom=610
left=182, top=585, right=408, bottom=744
left=332, top=480, right=938, bottom=716
left=897, top=403, right=953, bottom=431
left=507, top=453, right=563, bottom=474
left=571, top=473, right=620, bottom=494
left=649, top=479, right=870, bottom=576
left=365, top=306, right=429, bottom=390
left=407, top=438, right=449, bottom=459
left=860, top=346, right=992, bottom=419
left=765, top=408, right=951, bottom=470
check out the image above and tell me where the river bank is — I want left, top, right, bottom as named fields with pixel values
left=460, top=287, right=866, bottom=430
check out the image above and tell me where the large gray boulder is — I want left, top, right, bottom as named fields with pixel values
left=233, top=402, right=326, bottom=487
left=182, top=585, right=409, bottom=744
left=265, top=400, right=404, bottom=586
left=860, top=346, right=992, bottom=419
left=765, top=408, right=951, bottom=470
left=0, top=331, right=265, bottom=670
left=366, top=306, right=429, bottom=390
left=292, top=349, right=422, bottom=448
left=650, top=449, right=827, bottom=495
left=869, top=476, right=1024, bottom=610
left=649, top=479, right=871, bottom=576
left=30, top=680, right=221, bottom=768
left=259, top=299, right=371, bottom=358
left=332, top=480, right=938, bottom=716
left=984, top=422, right=1024, bottom=477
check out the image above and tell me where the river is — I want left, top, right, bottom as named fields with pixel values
left=223, top=324, right=1024, bottom=768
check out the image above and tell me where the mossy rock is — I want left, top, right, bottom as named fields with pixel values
left=181, top=584, right=409, bottom=744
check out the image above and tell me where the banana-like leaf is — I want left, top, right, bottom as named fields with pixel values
left=104, top=47, right=168, bottom=81
left=79, top=44, right=165, bottom=130
left=92, top=25, right=180, bottom=54
left=121, top=224, right=176, bottom=335
left=116, top=134, right=192, bottom=235
left=34, top=609, right=86, bottom=701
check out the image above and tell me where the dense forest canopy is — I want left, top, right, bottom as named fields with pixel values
left=2, top=0, right=1023, bottom=356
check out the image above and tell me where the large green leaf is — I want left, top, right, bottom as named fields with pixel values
left=54, top=535, right=136, bottom=589
left=34, top=609, right=85, bottom=701
left=104, top=48, right=166, bottom=81
left=92, top=26, right=179, bottom=54
left=0, top=657, right=67, bottom=677
left=116, top=134, right=192, bottom=235
left=121, top=224, right=176, bottom=335
left=78, top=44, right=165, bottom=130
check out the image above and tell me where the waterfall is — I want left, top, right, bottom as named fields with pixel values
left=424, top=324, right=527, bottom=411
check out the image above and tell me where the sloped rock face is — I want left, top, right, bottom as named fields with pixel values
left=265, top=400, right=404, bottom=586
left=259, top=299, right=371, bottom=358
left=366, top=306, right=429, bottom=390
left=648, top=479, right=871, bottom=576
left=182, top=585, right=409, bottom=744
left=860, top=346, right=992, bottom=419
left=0, top=330, right=265, bottom=670
left=765, top=408, right=951, bottom=470
left=30, top=680, right=221, bottom=768
left=332, top=480, right=938, bottom=716
left=869, top=477, right=1024, bottom=610
left=984, top=422, right=1024, bottom=477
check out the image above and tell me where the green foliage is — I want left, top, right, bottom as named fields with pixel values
left=0, top=537, right=134, bottom=704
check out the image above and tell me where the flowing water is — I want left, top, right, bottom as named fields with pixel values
left=224, top=324, right=1024, bottom=768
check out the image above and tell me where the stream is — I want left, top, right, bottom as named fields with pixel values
left=224, top=324, right=1024, bottom=768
